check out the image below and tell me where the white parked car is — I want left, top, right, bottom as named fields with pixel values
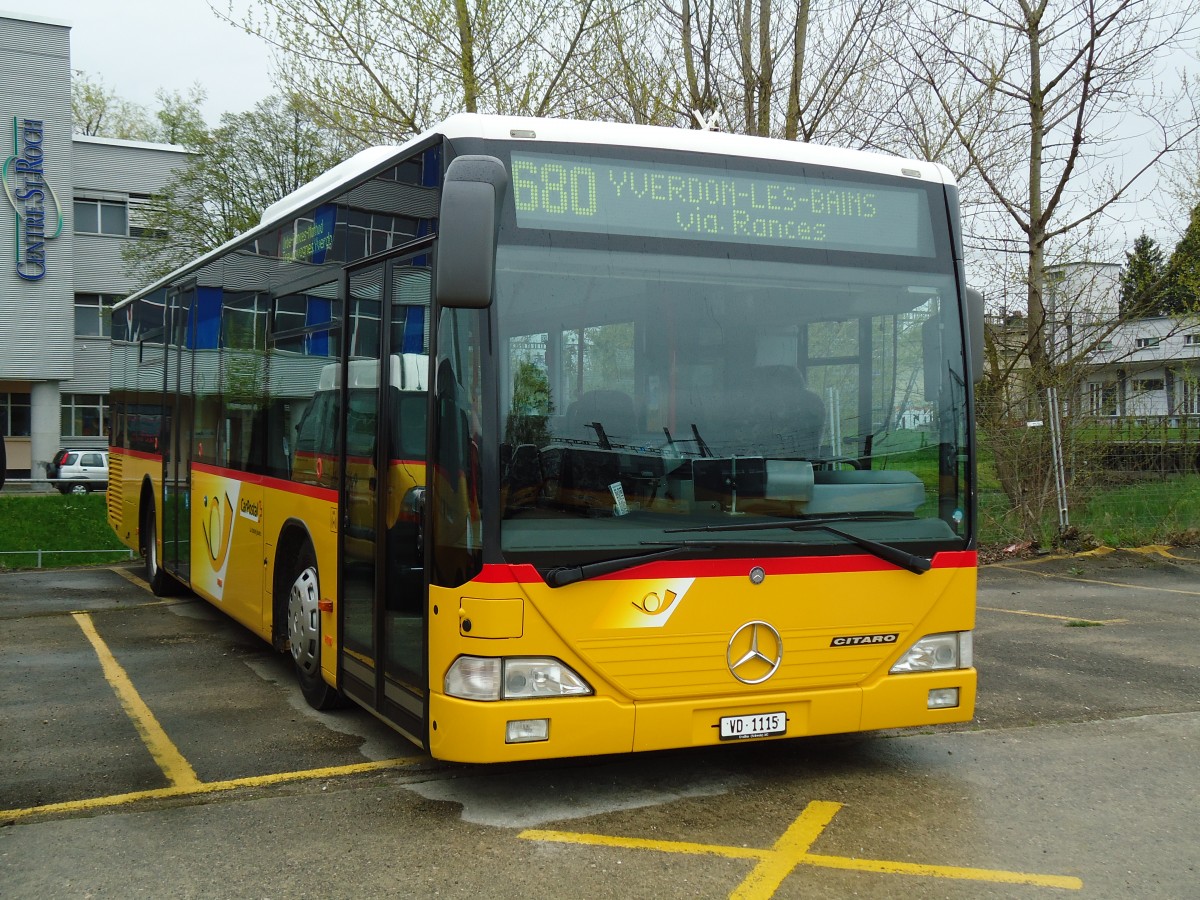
left=53, top=449, right=109, bottom=494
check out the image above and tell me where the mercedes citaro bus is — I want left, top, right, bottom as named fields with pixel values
left=107, top=115, right=983, bottom=763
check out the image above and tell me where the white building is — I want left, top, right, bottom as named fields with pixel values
left=1076, top=316, right=1200, bottom=420
left=1, top=11, right=187, bottom=483
left=1036, top=260, right=1200, bottom=422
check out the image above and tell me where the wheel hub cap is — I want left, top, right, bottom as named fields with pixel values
left=288, top=566, right=321, bottom=675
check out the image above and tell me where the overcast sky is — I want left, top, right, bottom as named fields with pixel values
left=11, top=0, right=274, bottom=124
left=9, top=0, right=1193, bottom=255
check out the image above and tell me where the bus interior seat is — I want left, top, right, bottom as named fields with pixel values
left=565, top=390, right=638, bottom=444
left=742, top=366, right=826, bottom=458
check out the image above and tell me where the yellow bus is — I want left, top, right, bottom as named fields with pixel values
left=108, top=115, right=982, bottom=763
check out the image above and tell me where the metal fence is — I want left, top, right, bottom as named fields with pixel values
left=0, top=548, right=135, bottom=569
left=978, top=405, right=1200, bottom=550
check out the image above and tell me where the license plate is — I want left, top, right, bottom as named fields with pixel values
left=719, top=711, right=787, bottom=741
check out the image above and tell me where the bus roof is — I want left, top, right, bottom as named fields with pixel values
left=116, top=114, right=955, bottom=310
left=261, top=115, right=955, bottom=228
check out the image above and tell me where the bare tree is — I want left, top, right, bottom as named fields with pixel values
left=663, top=0, right=896, bottom=140
left=71, top=71, right=157, bottom=139
left=229, top=0, right=608, bottom=143
left=1161, top=78, right=1200, bottom=220
left=123, top=96, right=350, bottom=284
left=562, top=0, right=684, bottom=124
left=908, top=0, right=1197, bottom=379
left=897, top=0, right=1199, bottom=536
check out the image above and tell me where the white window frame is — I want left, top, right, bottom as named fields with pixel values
left=74, top=293, right=118, bottom=338
left=61, top=393, right=109, bottom=438
left=74, top=197, right=129, bottom=236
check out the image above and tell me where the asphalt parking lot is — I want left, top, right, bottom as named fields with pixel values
left=2, top=548, right=1198, bottom=898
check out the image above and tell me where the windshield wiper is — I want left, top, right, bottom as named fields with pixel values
left=666, top=513, right=911, bottom=533
left=543, top=544, right=707, bottom=588
left=665, top=517, right=930, bottom=575
left=544, top=515, right=929, bottom=587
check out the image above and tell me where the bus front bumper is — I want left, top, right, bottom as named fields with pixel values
left=426, top=669, right=977, bottom=764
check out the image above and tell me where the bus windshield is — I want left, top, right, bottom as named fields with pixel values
left=492, top=153, right=970, bottom=567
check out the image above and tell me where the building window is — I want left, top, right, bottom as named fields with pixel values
left=1185, top=334, right=1200, bottom=346
left=1133, top=379, right=1164, bottom=392
left=1134, top=337, right=1161, bottom=349
left=378, top=158, right=424, bottom=184
left=74, top=198, right=128, bottom=236
left=1087, top=382, right=1118, bottom=416
left=1181, top=379, right=1200, bottom=414
left=1, top=393, right=32, bottom=436
left=127, top=195, right=158, bottom=237
left=223, top=293, right=269, bottom=350
left=338, top=209, right=419, bottom=260
left=61, top=394, right=109, bottom=437
left=75, top=293, right=117, bottom=337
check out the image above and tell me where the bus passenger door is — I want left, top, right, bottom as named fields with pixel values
left=339, top=251, right=431, bottom=747
left=162, top=284, right=194, bottom=582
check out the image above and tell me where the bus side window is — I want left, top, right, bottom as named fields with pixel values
left=265, top=400, right=293, bottom=478
left=243, top=409, right=269, bottom=475
left=393, top=393, right=427, bottom=461
left=293, top=395, right=321, bottom=483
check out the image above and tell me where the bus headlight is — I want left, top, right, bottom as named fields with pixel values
left=444, top=656, right=502, bottom=700
left=444, top=656, right=593, bottom=701
left=889, top=631, right=973, bottom=673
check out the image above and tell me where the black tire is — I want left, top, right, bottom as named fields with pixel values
left=286, top=543, right=342, bottom=710
left=142, top=502, right=174, bottom=596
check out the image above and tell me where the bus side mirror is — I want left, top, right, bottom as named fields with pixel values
left=436, top=155, right=509, bottom=309
left=965, top=287, right=984, bottom=384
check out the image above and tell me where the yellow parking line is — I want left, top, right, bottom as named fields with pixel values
left=803, top=852, right=1083, bottom=889
left=1, top=758, right=420, bottom=822
left=991, top=545, right=1192, bottom=566
left=521, top=800, right=1082, bottom=894
left=518, top=828, right=763, bottom=860
left=732, top=800, right=840, bottom=898
left=990, top=564, right=1200, bottom=598
left=110, top=565, right=151, bottom=591
left=72, top=611, right=200, bottom=789
left=979, top=606, right=1127, bottom=625
left=0, top=611, right=427, bottom=824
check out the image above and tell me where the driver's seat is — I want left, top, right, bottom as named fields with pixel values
left=741, top=366, right=826, bottom=458
left=566, top=390, right=638, bottom=443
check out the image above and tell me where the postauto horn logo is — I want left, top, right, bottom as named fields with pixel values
left=3, top=118, right=64, bottom=281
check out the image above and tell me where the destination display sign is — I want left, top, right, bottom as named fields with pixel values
left=511, top=151, right=934, bottom=256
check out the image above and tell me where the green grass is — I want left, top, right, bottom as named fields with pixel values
left=0, top=494, right=132, bottom=571
left=1075, top=474, right=1200, bottom=546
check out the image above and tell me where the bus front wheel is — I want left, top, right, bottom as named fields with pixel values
left=287, top=545, right=341, bottom=710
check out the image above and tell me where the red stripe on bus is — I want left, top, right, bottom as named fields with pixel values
left=191, top=461, right=338, bottom=502
left=112, top=447, right=162, bottom=463
left=337, top=455, right=424, bottom=467
left=472, top=550, right=977, bottom=585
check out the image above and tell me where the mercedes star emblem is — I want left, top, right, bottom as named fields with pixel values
left=726, top=620, right=783, bottom=684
